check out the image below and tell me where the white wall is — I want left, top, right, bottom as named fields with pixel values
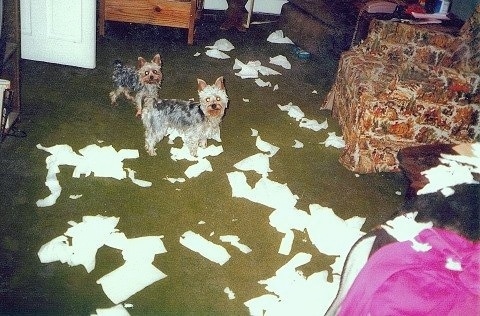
left=204, top=0, right=287, bottom=15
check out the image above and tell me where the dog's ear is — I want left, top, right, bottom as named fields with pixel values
left=197, top=79, right=207, bottom=92
left=214, top=76, right=225, bottom=90
left=152, top=54, right=161, bottom=66
left=137, top=57, right=146, bottom=69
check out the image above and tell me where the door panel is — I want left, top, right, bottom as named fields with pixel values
left=20, top=0, right=96, bottom=69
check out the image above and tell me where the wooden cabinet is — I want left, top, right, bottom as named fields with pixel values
left=99, top=0, right=204, bottom=45
left=0, top=0, right=20, bottom=141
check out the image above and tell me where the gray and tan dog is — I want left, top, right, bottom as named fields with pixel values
left=110, top=54, right=162, bottom=117
left=141, top=76, right=228, bottom=156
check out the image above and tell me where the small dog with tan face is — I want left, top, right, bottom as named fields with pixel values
left=110, top=54, right=162, bottom=117
left=141, top=77, right=228, bottom=156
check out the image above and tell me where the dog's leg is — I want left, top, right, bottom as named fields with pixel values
left=134, top=94, right=143, bottom=117
left=109, top=89, right=120, bottom=105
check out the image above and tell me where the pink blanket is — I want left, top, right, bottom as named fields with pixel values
left=338, top=228, right=480, bottom=315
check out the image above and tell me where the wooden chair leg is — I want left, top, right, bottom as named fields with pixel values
left=98, top=0, right=106, bottom=36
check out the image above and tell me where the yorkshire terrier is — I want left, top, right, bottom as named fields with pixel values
left=110, top=54, right=162, bottom=117
left=141, top=76, right=228, bottom=157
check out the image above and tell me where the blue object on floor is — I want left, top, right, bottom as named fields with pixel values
left=292, top=46, right=311, bottom=60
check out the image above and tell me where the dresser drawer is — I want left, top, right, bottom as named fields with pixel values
left=104, top=0, right=194, bottom=29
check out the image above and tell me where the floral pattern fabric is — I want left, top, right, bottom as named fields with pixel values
left=324, top=6, right=480, bottom=173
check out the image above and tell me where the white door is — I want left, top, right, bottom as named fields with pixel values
left=20, top=0, right=96, bottom=69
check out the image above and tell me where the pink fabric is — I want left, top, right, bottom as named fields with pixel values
left=338, top=228, right=480, bottom=316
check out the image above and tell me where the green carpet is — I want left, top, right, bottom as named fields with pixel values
left=0, top=14, right=407, bottom=315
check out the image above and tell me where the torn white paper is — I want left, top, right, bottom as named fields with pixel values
left=170, top=144, right=224, bottom=162
left=299, top=118, right=328, bottom=132
left=92, top=304, right=131, bottom=316
left=179, top=231, right=231, bottom=265
left=267, top=30, right=294, bottom=44
left=205, top=49, right=230, bottom=59
left=306, top=204, right=365, bottom=257
left=256, top=136, right=279, bottom=157
left=269, top=55, right=291, bottom=69
left=36, top=143, right=146, bottom=207
left=224, top=287, right=236, bottom=300
left=319, top=132, right=345, bottom=148
left=234, top=153, right=272, bottom=176
left=292, top=140, right=304, bottom=148
left=206, top=38, right=235, bottom=52
left=126, top=168, right=152, bottom=187
left=220, top=235, right=252, bottom=254
left=97, top=262, right=167, bottom=304
left=164, top=177, right=186, bottom=184
left=255, top=78, right=272, bottom=87
left=184, top=158, right=213, bottom=178
left=277, top=102, right=305, bottom=121
left=227, top=171, right=298, bottom=210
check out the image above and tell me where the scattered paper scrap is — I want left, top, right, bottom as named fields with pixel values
left=319, top=132, right=345, bottom=148
left=97, top=262, right=167, bottom=304
left=292, top=140, right=304, bottom=149
left=126, top=168, right=152, bottom=187
left=206, top=38, right=235, bottom=52
left=243, top=98, right=250, bottom=102
left=170, top=144, right=224, bottom=162
left=164, top=177, right=186, bottom=184
left=381, top=212, right=433, bottom=252
left=273, top=84, right=279, bottom=91
left=269, top=55, right=291, bottom=69
left=255, top=78, right=272, bottom=87
left=194, top=52, right=201, bottom=57
left=307, top=204, right=365, bottom=257
left=69, top=194, right=83, bottom=199
left=36, top=143, right=148, bottom=207
left=220, top=235, right=252, bottom=254
left=267, top=30, right=294, bottom=44
left=224, top=287, right=236, bottom=300
left=245, top=252, right=340, bottom=315
left=256, top=136, right=280, bottom=157
left=234, top=153, right=272, bottom=176
left=179, top=231, right=231, bottom=265
left=299, top=118, right=328, bottom=132
left=277, top=102, right=304, bottom=121
left=205, top=49, right=230, bottom=59
left=184, top=158, right=213, bottom=178
left=227, top=171, right=298, bottom=210
left=92, top=304, right=131, bottom=316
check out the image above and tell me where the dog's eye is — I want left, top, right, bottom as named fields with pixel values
left=144, top=71, right=149, bottom=75
left=216, top=97, right=221, bottom=101
left=152, top=70, right=157, bottom=74
left=206, top=97, right=210, bottom=102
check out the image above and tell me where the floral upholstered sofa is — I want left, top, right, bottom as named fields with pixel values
left=323, top=5, right=480, bottom=173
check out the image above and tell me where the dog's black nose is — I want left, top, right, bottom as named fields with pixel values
left=211, top=104, right=217, bottom=109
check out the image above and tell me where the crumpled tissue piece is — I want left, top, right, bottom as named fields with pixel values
left=245, top=252, right=340, bottom=316
left=220, top=235, right=252, bottom=253
left=381, top=212, right=433, bottom=252
left=179, top=231, right=231, bottom=265
left=205, top=49, right=230, bottom=59
left=306, top=204, right=365, bottom=257
left=233, top=59, right=281, bottom=79
left=269, top=207, right=310, bottom=255
left=299, top=118, right=328, bottom=132
left=277, top=102, right=304, bottom=121
left=417, top=153, right=479, bottom=196
left=255, top=78, right=272, bottom=87
left=205, top=38, right=235, bottom=51
left=97, top=262, right=167, bottom=304
left=92, top=304, right=131, bottom=316
left=270, top=55, right=291, bottom=69
left=267, top=30, right=294, bottom=44
left=170, top=144, right=224, bottom=161
left=319, top=132, right=345, bottom=148
left=227, top=171, right=298, bottom=210
left=38, top=215, right=120, bottom=273
left=36, top=143, right=148, bottom=207
left=184, top=158, right=213, bottom=178
left=292, top=140, right=304, bottom=148
left=234, top=153, right=272, bottom=176
left=224, top=287, right=236, bottom=300
left=256, top=136, right=279, bottom=157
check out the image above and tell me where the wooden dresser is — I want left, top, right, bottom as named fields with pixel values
left=98, top=0, right=204, bottom=45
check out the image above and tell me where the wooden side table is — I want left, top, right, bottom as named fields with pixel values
left=98, top=0, right=204, bottom=45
